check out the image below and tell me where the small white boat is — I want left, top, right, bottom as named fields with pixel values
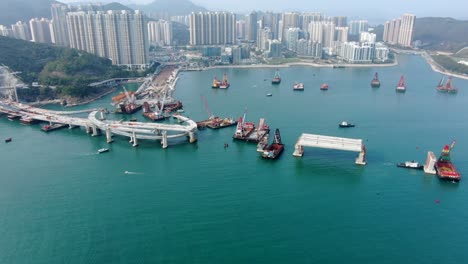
left=266, top=93, right=272, bottom=97
left=98, top=148, right=109, bottom=153
left=177, top=109, right=185, bottom=113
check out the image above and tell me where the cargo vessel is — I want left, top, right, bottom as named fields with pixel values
left=396, top=75, right=406, bottom=92
left=435, top=141, right=461, bottom=182
left=436, top=76, right=458, bottom=93
left=371, top=72, right=381, bottom=88
left=261, top=128, right=284, bottom=159
left=272, top=70, right=281, bottom=84
left=233, top=111, right=255, bottom=140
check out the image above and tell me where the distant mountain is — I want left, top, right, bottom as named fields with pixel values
left=414, top=17, right=468, bottom=52
left=0, top=0, right=57, bottom=25
left=131, top=0, right=207, bottom=16
left=102, top=2, right=133, bottom=11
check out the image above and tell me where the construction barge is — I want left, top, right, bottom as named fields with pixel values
left=435, top=141, right=461, bottom=182
left=233, top=111, right=269, bottom=143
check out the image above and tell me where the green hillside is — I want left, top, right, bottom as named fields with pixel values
left=0, top=0, right=56, bottom=25
left=132, top=0, right=207, bottom=16
left=0, top=36, right=152, bottom=101
left=414, top=17, right=468, bottom=52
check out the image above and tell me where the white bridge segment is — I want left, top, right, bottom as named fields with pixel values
left=297, top=133, right=363, bottom=152
left=293, top=133, right=367, bottom=165
left=0, top=101, right=198, bottom=146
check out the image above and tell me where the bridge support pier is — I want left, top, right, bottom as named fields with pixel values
left=91, top=125, right=100, bottom=136
left=355, top=149, right=366, bottom=165
left=189, top=131, right=197, bottom=143
left=293, top=144, right=304, bottom=157
left=85, top=124, right=93, bottom=134
left=99, top=111, right=105, bottom=120
left=132, top=131, right=138, bottom=147
left=106, top=127, right=113, bottom=143
left=161, top=131, right=168, bottom=149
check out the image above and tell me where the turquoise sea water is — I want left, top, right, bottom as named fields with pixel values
left=1, top=55, right=468, bottom=263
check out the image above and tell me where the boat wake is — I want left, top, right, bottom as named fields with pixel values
left=124, top=171, right=143, bottom=175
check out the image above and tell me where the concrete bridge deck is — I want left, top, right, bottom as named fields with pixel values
left=293, top=133, right=366, bottom=165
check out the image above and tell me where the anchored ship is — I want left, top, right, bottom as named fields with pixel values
left=371, top=72, right=381, bottom=88
left=320, top=83, right=329, bottom=90
left=293, top=82, right=304, bottom=90
left=261, top=128, right=284, bottom=159
left=212, top=77, right=221, bottom=88
left=219, top=73, right=230, bottom=89
left=435, top=141, right=461, bottom=182
left=272, top=70, right=281, bottom=84
left=437, top=76, right=458, bottom=93
left=396, top=75, right=406, bottom=92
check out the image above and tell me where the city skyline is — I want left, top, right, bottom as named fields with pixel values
left=57, top=0, right=468, bottom=22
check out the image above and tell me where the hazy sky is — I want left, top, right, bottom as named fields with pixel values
left=60, top=0, right=467, bottom=23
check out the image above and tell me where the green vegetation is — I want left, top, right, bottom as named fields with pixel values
left=414, top=17, right=468, bottom=52
left=432, top=55, right=468, bottom=75
left=0, top=36, right=157, bottom=102
left=267, top=58, right=301, bottom=65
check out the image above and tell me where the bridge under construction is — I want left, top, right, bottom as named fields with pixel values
left=0, top=101, right=197, bottom=148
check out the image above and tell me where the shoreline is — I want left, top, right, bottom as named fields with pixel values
left=65, top=87, right=117, bottom=107
left=202, top=59, right=398, bottom=70
left=420, top=51, right=468, bottom=81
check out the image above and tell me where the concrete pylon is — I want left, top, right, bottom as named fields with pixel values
left=132, top=131, right=138, bottom=147
left=91, top=125, right=100, bottom=136
left=100, top=111, right=105, bottom=120
left=106, top=127, right=113, bottom=143
left=189, top=131, right=197, bottom=143
left=161, top=130, right=168, bottom=148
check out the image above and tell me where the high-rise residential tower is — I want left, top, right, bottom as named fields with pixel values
left=189, top=12, right=236, bottom=46
left=397, top=13, right=416, bottom=47
left=66, top=10, right=148, bottom=68
left=11, top=21, right=31, bottom=41
left=29, top=18, right=54, bottom=43
left=51, top=3, right=70, bottom=47
left=148, top=20, right=173, bottom=46
left=247, top=11, right=258, bottom=42
left=349, top=20, right=368, bottom=36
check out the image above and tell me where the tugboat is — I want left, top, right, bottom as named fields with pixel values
left=5, top=137, right=12, bottom=143
left=396, top=75, right=406, bottom=92
left=320, top=83, right=329, bottom=90
left=437, top=76, right=458, bottom=93
left=212, top=77, right=221, bottom=88
left=261, top=128, right=284, bottom=159
left=293, top=82, right=304, bottom=90
left=339, top=121, right=355, bottom=128
left=435, top=141, right=461, bottom=182
left=371, top=72, right=381, bottom=88
left=396, top=161, right=424, bottom=170
left=272, top=70, right=281, bottom=84
left=219, top=73, right=230, bottom=89
left=98, top=148, right=109, bottom=154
